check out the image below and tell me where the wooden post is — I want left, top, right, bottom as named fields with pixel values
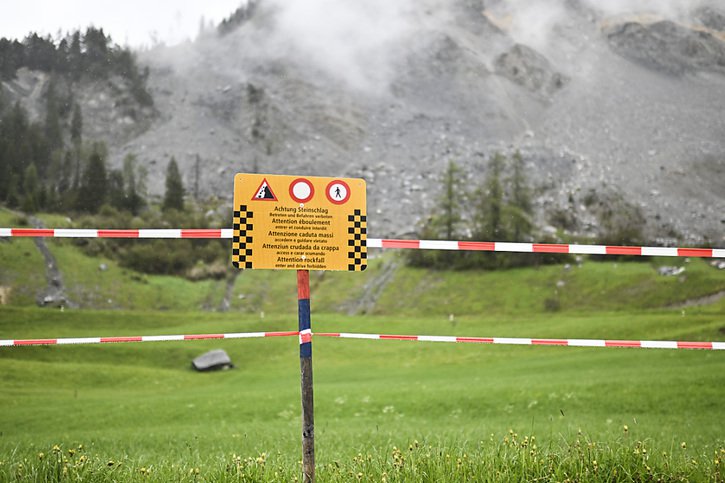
left=297, top=270, right=315, bottom=482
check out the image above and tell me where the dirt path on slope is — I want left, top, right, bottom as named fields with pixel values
left=30, top=216, right=75, bottom=308
left=667, top=290, right=725, bottom=309
left=343, top=258, right=400, bottom=315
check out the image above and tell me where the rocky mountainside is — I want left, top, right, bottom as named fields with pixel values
left=6, top=0, right=725, bottom=243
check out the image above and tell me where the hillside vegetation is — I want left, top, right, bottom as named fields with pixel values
left=1, top=211, right=724, bottom=481
left=2, top=205, right=724, bottom=314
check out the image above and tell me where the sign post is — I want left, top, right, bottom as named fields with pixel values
left=232, top=173, right=367, bottom=483
left=297, top=269, right=314, bottom=482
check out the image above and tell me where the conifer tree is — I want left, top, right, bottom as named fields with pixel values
left=70, top=103, right=83, bottom=189
left=108, top=170, right=125, bottom=210
left=439, top=160, right=465, bottom=240
left=469, top=153, right=509, bottom=269
left=122, top=154, right=144, bottom=214
left=68, top=32, right=83, bottom=81
left=408, top=160, right=466, bottom=269
left=473, top=152, right=507, bottom=241
left=21, top=163, right=39, bottom=213
left=507, top=151, right=533, bottom=242
left=77, top=148, right=107, bottom=213
left=163, top=157, right=184, bottom=212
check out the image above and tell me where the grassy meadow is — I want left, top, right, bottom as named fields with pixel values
left=1, top=217, right=724, bottom=481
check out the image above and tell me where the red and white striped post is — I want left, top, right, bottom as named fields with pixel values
left=297, top=270, right=314, bottom=483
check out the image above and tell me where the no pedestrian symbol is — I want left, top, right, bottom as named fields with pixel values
left=232, top=173, right=367, bottom=271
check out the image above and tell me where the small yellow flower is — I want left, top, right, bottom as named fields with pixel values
left=623, top=425, right=629, bottom=433
left=681, top=442, right=687, bottom=449
left=37, top=452, right=44, bottom=461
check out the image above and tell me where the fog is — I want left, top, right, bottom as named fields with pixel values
left=487, top=0, right=716, bottom=53
left=261, top=0, right=450, bottom=93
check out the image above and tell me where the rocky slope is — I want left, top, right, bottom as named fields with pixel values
left=6, top=0, right=725, bottom=244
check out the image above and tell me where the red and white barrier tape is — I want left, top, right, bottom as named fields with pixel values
left=0, top=228, right=229, bottom=239
left=0, top=331, right=298, bottom=347
left=1, top=330, right=721, bottom=350
left=366, top=239, right=725, bottom=258
left=0, top=228, right=723, bottom=258
left=315, top=333, right=725, bottom=350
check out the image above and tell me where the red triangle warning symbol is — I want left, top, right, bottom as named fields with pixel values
left=251, top=178, right=278, bottom=201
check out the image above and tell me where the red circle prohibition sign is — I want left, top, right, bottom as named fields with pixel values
left=326, top=180, right=351, bottom=205
left=289, top=178, right=315, bottom=203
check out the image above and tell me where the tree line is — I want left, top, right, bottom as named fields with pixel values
left=409, top=153, right=648, bottom=270
left=0, top=90, right=148, bottom=215
left=408, top=153, right=563, bottom=270
left=0, top=28, right=152, bottom=106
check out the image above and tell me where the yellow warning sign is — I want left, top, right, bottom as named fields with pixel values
left=232, top=173, right=367, bottom=271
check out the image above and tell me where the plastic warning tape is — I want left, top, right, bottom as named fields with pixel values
left=0, top=228, right=229, bottom=239
left=0, top=228, right=722, bottom=258
left=366, top=239, right=725, bottom=258
left=1, top=330, right=722, bottom=350
left=315, top=332, right=725, bottom=350
left=0, top=331, right=299, bottom=347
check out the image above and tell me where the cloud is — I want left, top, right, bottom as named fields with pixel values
left=580, top=0, right=708, bottom=19
left=485, top=0, right=715, bottom=52
left=264, top=0, right=438, bottom=93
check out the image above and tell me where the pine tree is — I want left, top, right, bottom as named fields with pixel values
left=122, top=154, right=144, bottom=214
left=107, top=170, right=125, bottom=210
left=193, top=154, right=201, bottom=201
left=507, top=151, right=533, bottom=242
left=21, top=163, right=40, bottom=213
left=408, top=160, right=466, bottom=269
left=439, top=160, right=465, bottom=240
left=68, top=32, right=82, bottom=81
left=470, top=153, right=509, bottom=269
left=77, top=148, right=107, bottom=213
left=473, top=152, right=507, bottom=241
left=70, top=103, right=83, bottom=189
left=163, top=157, right=184, bottom=212
left=83, top=27, right=109, bottom=79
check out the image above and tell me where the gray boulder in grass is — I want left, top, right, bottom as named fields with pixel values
left=192, top=349, right=234, bottom=371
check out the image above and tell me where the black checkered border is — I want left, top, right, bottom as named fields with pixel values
left=347, top=209, right=367, bottom=271
left=232, top=205, right=254, bottom=269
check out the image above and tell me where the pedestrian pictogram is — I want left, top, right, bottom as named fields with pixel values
left=326, top=180, right=350, bottom=205
left=252, top=179, right=277, bottom=201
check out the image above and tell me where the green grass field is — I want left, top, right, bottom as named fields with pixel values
left=0, top=301, right=723, bottom=481
left=1, top=209, right=724, bottom=481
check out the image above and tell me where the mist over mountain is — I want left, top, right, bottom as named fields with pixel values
left=4, top=0, right=725, bottom=244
